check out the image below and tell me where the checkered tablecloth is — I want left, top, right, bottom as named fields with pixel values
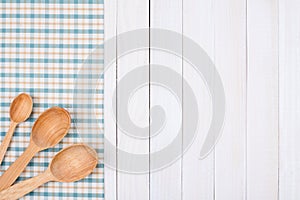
left=0, top=1, right=104, bottom=199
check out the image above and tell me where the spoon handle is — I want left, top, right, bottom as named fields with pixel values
left=0, top=171, right=51, bottom=200
left=0, top=143, right=39, bottom=191
left=0, top=122, right=17, bottom=165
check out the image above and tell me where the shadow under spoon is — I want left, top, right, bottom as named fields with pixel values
left=0, top=93, right=32, bottom=165
left=0, top=144, right=98, bottom=200
left=0, top=106, right=71, bottom=191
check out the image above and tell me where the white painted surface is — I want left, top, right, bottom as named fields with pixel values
left=247, top=0, right=279, bottom=199
left=116, top=0, right=150, bottom=200
left=214, top=0, right=247, bottom=199
left=182, top=0, right=215, bottom=199
left=150, top=0, right=182, bottom=199
left=279, top=0, right=300, bottom=199
left=104, top=0, right=300, bottom=199
left=104, top=0, right=117, bottom=199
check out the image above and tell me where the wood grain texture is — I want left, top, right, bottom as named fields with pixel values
left=9, top=93, right=32, bottom=123
left=0, top=122, right=17, bottom=165
left=116, top=0, right=150, bottom=199
left=150, top=0, right=182, bottom=199
left=0, top=107, right=71, bottom=191
left=0, top=93, right=32, bottom=165
left=104, top=0, right=284, bottom=199
left=182, top=0, right=215, bottom=199
left=0, top=172, right=51, bottom=200
left=104, top=0, right=117, bottom=199
left=214, top=0, right=247, bottom=199
left=247, top=0, right=279, bottom=199
left=0, top=142, right=38, bottom=191
left=0, top=144, right=98, bottom=200
left=279, top=0, right=300, bottom=199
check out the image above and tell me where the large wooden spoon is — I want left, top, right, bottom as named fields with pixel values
left=0, top=144, right=98, bottom=200
left=0, top=93, right=32, bottom=165
left=0, top=106, right=71, bottom=191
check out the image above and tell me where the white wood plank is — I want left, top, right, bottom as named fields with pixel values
left=182, top=0, right=215, bottom=199
left=279, top=0, right=300, bottom=199
left=150, top=0, right=182, bottom=199
left=247, top=0, right=279, bottom=199
left=104, top=0, right=117, bottom=199
left=117, top=0, right=150, bottom=199
left=214, top=0, right=247, bottom=199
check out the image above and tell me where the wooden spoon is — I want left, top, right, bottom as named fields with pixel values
left=0, top=106, right=71, bottom=191
left=0, top=93, right=32, bottom=165
left=0, top=144, right=98, bottom=200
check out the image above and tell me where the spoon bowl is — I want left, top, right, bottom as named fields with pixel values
left=0, top=144, right=98, bottom=200
left=31, top=107, right=71, bottom=149
left=50, top=144, right=98, bottom=182
left=0, top=93, right=33, bottom=165
left=0, top=106, right=71, bottom=191
left=9, top=93, right=33, bottom=123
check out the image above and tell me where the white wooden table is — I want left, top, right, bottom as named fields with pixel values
left=103, top=0, right=299, bottom=199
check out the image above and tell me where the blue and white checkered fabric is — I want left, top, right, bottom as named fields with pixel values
left=0, top=1, right=104, bottom=199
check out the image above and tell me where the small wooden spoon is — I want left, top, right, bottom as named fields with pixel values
left=0, top=144, right=98, bottom=200
left=0, top=106, right=71, bottom=191
left=0, top=93, right=32, bottom=165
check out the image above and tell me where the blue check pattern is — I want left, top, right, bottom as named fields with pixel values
left=0, top=1, right=104, bottom=199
